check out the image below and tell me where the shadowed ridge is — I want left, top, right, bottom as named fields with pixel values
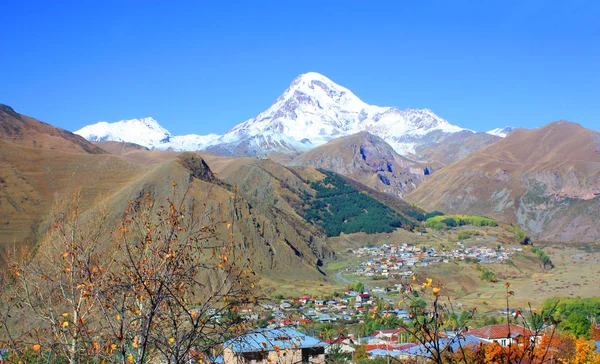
left=290, top=131, right=429, bottom=197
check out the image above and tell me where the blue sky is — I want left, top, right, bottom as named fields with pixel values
left=1, top=0, right=598, bottom=135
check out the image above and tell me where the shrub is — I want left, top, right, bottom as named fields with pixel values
left=425, top=214, right=497, bottom=230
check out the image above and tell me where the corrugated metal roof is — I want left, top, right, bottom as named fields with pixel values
left=223, top=328, right=326, bottom=353
left=400, top=335, right=483, bottom=358
left=467, top=324, right=533, bottom=339
left=368, top=349, right=402, bottom=358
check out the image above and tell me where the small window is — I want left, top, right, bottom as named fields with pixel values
left=242, top=351, right=268, bottom=362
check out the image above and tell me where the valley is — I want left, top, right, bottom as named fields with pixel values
left=2, top=100, right=599, bottom=305
left=3, top=2, right=599, bottom=361
left=2, top=100, right=600, bottom=362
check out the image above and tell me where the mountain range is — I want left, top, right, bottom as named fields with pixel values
left=3, top=70, right=600, bottom=260
left=75, top=72, right=511, bottom=158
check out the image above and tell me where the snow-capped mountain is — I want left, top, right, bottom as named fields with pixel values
left=211, top=72, right=465, bottom=156
left=76, top=117, right=172, bottom=149
left=487, top=126, right=515, bottom=138
left=75, top=117, right=219, bottom=151
left=76, top=72, right=473, bottom=156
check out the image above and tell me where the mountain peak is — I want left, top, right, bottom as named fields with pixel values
left=487, top=126, right=515, bottom=138
left=279, top=72, right=367, bottom=112
left=75, top=117, right=172, bottom=148
left=293, top=71, right=334, bottom=83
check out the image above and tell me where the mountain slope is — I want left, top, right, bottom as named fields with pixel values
left=412, top=130, right=501, bottom=168
left=406, top=121, right=600, bottom=242
left=1, top=104, right=106, bottom=154
left=75, top=72, right=474, bottom=157
left=0, top=105, right=333, bottom=281
left=289, top=131, right=429, bottom=196
left=224, top=158, right=424, bottom=237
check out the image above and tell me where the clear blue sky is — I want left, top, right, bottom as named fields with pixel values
left=1, top=0, right=598, bottom=135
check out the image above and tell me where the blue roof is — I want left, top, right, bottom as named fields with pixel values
left=400, top=335, right=483, bottom=358
left=208, top=355, right=224, bottom=364
left=595, top=340, right=600, bottom=353
left=368, top=349, right=401, bottom=358
left=223, top=328, right=326, bottom=353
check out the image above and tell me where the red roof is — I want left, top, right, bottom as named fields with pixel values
left=365, top=343, right=414, bottom=351
left=467, top=324, right=534, bottom=339
left=396, top=343, right=418, bottom=350
left=364, top=344, right=388, bottom=351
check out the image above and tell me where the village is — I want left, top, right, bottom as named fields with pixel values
left=228, top=288, right=549, bottom=363
left=347, top=242, right=521, bottom=279
left=238, top=240, right=525, bottom=331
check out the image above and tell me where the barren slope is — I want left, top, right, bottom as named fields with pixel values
left=412, top=130, right=501, bottom=168
left=406, top=121, right=600, bottom=242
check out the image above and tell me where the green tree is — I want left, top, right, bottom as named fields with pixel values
left=561, top=312, right=592, bottom=339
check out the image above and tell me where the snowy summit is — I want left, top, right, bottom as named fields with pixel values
left=76, top=72, right=489, bottom=156
left=487, top=126, right=515, bottom=138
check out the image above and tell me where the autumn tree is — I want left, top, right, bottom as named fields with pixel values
left=95, top=186, right=258, bottom=364
left=8, top=190, right=112, bottom=363
left=397, top=279, right=560, bottom=364
left=1, top=184, right=259, bottom=363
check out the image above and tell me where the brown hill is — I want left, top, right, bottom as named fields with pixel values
left=95, top=140, right=149, bottom=153
left=0, top=106, right=331, bottom=282
left=95, top=141, right=258, bottom=179
left=0, top=105, right=138, bottom=245
left=406, top=121, right=600, bottom=242
left=0, top=104, right=106, bottom=154
left=289, top=132, right=429, bottom=197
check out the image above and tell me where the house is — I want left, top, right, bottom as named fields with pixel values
left=223, top=328, right=326, bottom=364
left=324, top=335, right=356, bottom=355
left=466, top=324, right=535, bottom=346
left=370, top=328, right=409, bottom=343
left=368, top=348, right=401, bottom=359
left=299, top=295, right=312, bottom=305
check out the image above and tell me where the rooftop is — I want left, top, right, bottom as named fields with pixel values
left=223, top=328, right=326, bottom=353
left=467, top=324, right=534, bottom=339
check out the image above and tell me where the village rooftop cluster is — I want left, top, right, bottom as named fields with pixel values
left=348, top=242, right=521, bottom=279
left=247, top=288, right=406, bottom=328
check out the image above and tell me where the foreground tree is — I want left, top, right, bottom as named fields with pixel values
left=2, top=184, right=259, bottom=363
left=9, top=190, right=112, bottom=363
